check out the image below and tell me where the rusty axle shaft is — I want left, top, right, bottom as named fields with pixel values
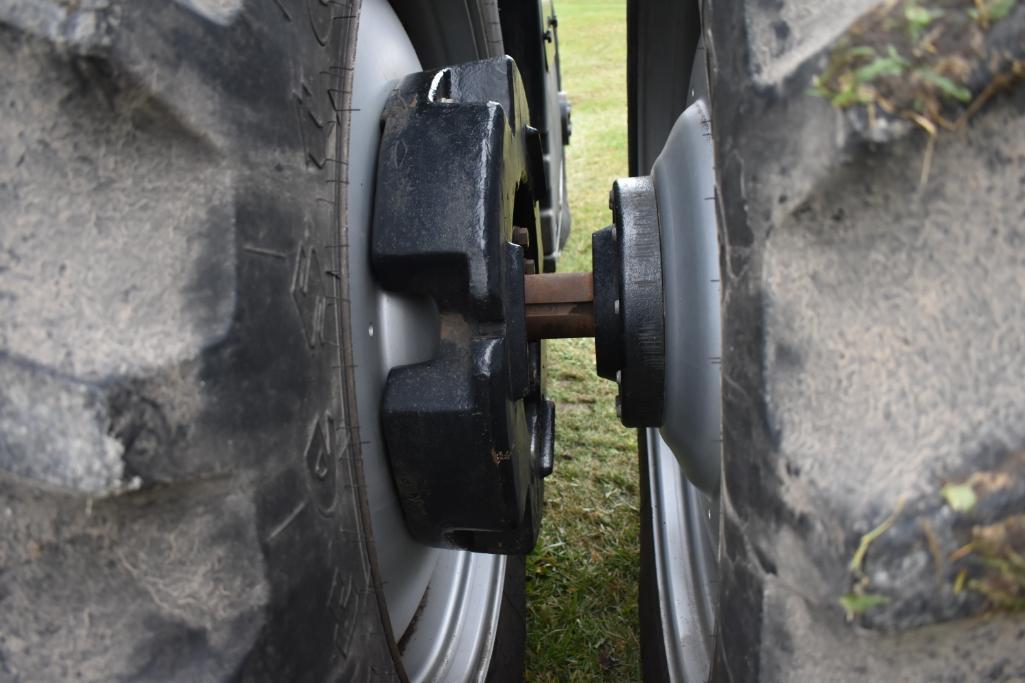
left=525, top=272, right=596, bottom=340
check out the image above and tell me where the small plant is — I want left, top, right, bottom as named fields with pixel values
left=840, top=500, right=905, bottom=621
left=905, top=3, right=945, bottom=41
left=839, top=591, right=891, bottom=620
left=968, top=0, right=1018, bottom=26
left=812, top=0, right=993, bottom=124
left=942, top=465, right=1025, bottom=614
left=813, top=0, right=1022, bottom=186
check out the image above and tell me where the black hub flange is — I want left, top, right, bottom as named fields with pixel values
left=592, top=177, right=666, bottom=427
left=371, top=57, right=554, bottom=554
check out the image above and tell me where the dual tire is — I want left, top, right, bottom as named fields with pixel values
left=637, top=1, right=1025, bottom=681
left=4, top=0, right=1024, bottom=679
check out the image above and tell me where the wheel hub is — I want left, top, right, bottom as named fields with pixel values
left=371, top=57, right=554, bottom=554
left=371, top=58, right=722, bottom=557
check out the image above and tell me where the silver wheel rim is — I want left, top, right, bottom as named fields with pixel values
left=645, top=431, right=718, bottom=681
left=645, top=42, right=721, bottom=682
left=346, top=1, right=504, bottom=680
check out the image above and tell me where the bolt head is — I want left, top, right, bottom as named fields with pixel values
left=512, top=226, right=530, bottom=247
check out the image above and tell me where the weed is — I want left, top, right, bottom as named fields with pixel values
left=839, top=591, right=891, bottom=619
left=841, top=500, right=905, bottom=622
left=815, top=1, right=986, bottom=119
left=968, top=0, right=1018, bottom=26
left=953, top=514, right=1025, bottom=612
left=813, top=0, right=1024, bottom=187
left=940, top=481, right=978, bottom=512
left=850, top=499, right=905, bottom=574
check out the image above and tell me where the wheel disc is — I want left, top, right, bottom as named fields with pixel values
left=643, top=40, right=721, bottom=682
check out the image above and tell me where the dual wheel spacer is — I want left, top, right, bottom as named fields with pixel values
left=522, top=178, right=666, bottom=429
left=371, top=57, right=696, bottom=555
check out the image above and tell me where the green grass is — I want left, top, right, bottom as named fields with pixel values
left=525, top=2, right=640, bottom=680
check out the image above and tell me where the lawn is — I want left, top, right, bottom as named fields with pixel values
left=525, top=2, right=640, bottom=680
